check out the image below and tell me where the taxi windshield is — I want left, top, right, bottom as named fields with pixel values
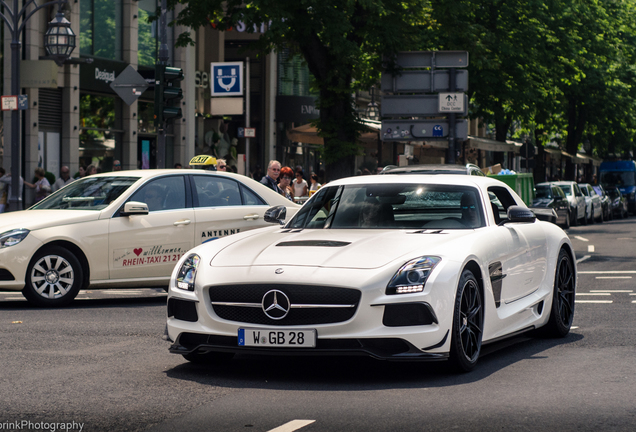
left=288, top=184, right=485, bottom=230
left=31, top=176, right=140, bottom=210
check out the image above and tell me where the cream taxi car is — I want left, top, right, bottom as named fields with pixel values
left=0, top=169, right=299, bottom=307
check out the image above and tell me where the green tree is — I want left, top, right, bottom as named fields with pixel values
left=170, top=0, right=429, bottom=179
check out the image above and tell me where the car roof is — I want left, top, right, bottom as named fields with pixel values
left=381, top=164, right=479, bottom=174
left=325, top=173, right=506, bottom=188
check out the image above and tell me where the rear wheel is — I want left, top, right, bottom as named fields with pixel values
left=22, top=246, right=84, bottom=307
left=540, top=249, right=575, bottom=338
left=449, top=270, right=483, bottom=372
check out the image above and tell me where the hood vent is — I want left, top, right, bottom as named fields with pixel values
left=276, top=240, right=351, bottom=247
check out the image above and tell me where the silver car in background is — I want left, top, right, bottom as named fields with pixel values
left=578, top=183, right=603, bottom=223
left=553, top=181, right=587, bottom=226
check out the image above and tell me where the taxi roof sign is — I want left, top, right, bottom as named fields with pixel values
left=189, top=155, right=218, bottom=166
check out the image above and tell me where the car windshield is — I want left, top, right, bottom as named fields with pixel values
left=535, top=186, right=552, bottom=199
left=601, top=171, right=635, bottom=187
left=31, top=176, right=140, bottom=210
left=592, top=186, right=603, bottom=196
left=607, top=188, right=620, bottom=198
left=559, top=185, right=573, bottom=196
left=288, top=184, right=486, bottom=230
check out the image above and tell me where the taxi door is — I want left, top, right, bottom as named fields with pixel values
left=190, top=174, right=271, bottom=245
left=108, top=175, right=195, bottom=281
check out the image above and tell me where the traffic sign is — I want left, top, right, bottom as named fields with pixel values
left=110, top=65, right=149, bottom=106
left=1, top=96, right=17, bottom=111
left=18, top=95, right=28, bottom=110
left=381, top=70, right=468, bottom=93
left=211, top=62, right=243, bottom=96
left=381, top=95, right=467, bottom=117
left=438, top=93, right=465, bottom=113
left=381, top=119, right=468, bottom=141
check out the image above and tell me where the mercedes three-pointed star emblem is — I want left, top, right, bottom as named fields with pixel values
left=261, top=289, right=291, bottom=320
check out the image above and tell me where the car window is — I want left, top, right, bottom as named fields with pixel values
left=559, top=185, right=572, bottom=196
left=288, top=184, right=486, bottom=230
left=128, top=176, right=186, bottom=212
left=592, top=186, right=603, bottom=196
left=192, top=175, right=242, bottom=207
left=580, top=186, right=589, bottom=196
left=535, top=186, right=552, bottom=199
left=487, top=186, right=518, bottom=223
left=240, top=185, right=267, bottom=205
left=553, top=187, right=565, bottom=198
left=32, top=176, right=140, bottom=210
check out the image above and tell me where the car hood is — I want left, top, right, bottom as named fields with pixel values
left=0, top=210, right=101, bottom=233
left=211, top=229, right=468, bottom=269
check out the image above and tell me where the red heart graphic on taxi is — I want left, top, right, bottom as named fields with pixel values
left=133, top=248, right=143, bottom=256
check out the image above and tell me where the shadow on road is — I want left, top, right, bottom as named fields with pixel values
left=0, top=295, right=167, bottom=310
left=164, top=331, right=584, bottom=389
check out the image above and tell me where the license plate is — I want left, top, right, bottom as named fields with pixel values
left=238, top=328, right=316, bottom=348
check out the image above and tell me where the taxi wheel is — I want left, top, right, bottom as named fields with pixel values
left=23, top=246, right=84, bottom=307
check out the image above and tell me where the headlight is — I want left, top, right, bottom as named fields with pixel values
left=387, top=256, right=441, bottom=295
left=175, top=254, right=201, bottom=291
left=0, top=229, right=30, bottom=249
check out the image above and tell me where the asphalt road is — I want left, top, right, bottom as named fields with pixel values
left=1, top=218, right=635, bottom=432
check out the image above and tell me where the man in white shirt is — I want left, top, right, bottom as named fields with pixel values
left=52, top=166, right=75, bottom=192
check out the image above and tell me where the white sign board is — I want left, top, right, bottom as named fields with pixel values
left=1, top=95, right=17, bottom=111
left=244, top=127, right=256, bottom=138
left=438, top=93, right=465, bottom=112
left=211, top=97, right=244, bottom=116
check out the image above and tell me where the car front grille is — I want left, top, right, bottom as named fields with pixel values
left=208, top=284, right=361, bottom=325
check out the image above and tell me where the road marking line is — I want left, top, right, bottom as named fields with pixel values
left=576, top=293, right=611, bottom=296
left=579, top=271, right=636, bottom=274
left=617, top=238, right=633, bottom=240
left=591, top=290, right=633, bottom=293
left=588, top=245, right=595, bottom=252
left=576, top=255, right=591, bottom=264
left=268, top=420, right=316, bottom=432
left=595, top=276, right=632, bottom=279
left=575, top=300, right=613, bottom=304
left=574, top=236, right=589, bottom=242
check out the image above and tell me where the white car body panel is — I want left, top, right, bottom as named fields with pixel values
left=167, top=175, right=576, bottom=364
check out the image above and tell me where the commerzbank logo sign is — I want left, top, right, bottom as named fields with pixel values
left=95, top=68, right=116, bottom=83
left=210, top=62, right=243, bottom=97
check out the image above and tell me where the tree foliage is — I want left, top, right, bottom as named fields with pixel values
left=171, top=0, right=429, bottom=179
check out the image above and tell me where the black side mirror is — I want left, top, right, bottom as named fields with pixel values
left=499, top=205, right=537, bottom=225
left=264, top=205, right=287, bottom=225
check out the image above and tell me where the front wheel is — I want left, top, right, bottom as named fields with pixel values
left=22, top=246, right=84, bottom=307
left=449, top=270, right=483, bottom=372
left=540, top=249, right=575, bottom=338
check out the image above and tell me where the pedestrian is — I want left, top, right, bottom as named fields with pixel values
left=0, top=168, right=24, bottom=210
left=252, top=164, right=263, bottom=181
left=174, top=163, right=183, bottom=169
left=24, top=167, right=52, bottom=202
left=85, top=164, right=97, bottom=176
left=74, top=165, right=86, bottom=179
left=277, top=166, right=295, bottom=201
left=216, top=159, right=227, bottom=171
left=52, top=166, right=75, bottom=192
left=112, top=160, right=122, bottom=171
left=260, top=160, right=283, bottom=193
left=309, top=172, right=321, bottom=193
left=293, top=168, right=308, bottom=198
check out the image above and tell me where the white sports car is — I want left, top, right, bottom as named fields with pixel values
left=166, top=175, right=576, bottom=371
left=0, top=170, right=299, bottom=307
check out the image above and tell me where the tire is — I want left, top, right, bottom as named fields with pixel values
left=540, top=249, right=575, bottom=338
left=571, top=209, right=578, bottom=226
left=588, top=206, right=595, bottom=224
left=22, top=246, right=84, bottom=307
left=183, top=351, right=234, bottom=364
left=597, top=206, right=603, bottom=223
left=582, top=207, right=588, bottom=225
left=449, top=269, right=483, bottom=372
left=561, top=211, right=570, bottom=229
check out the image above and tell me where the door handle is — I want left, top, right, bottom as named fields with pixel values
left=243, top=214, right=260, bottom=220
left=173, top=219, right=192, bottom=226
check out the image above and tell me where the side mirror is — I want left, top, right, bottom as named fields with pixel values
left=553, top=195, right=563, bottom=201
left=264, top=205, right=287, bottom=225
left=121, top=201, right=149, bottom=216
left=499, top=205, right=536, bottom=225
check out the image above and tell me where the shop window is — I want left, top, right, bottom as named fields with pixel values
left=80, top=0, right=123, bottom=60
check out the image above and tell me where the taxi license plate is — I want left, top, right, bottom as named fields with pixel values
left=238, top=328, right=316, bottom=348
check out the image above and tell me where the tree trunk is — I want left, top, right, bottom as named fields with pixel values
left=564, top=97, right=587, bottom=180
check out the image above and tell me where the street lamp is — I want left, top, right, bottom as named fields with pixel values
left=0, top=0, right=75, bottom=211
left=365, top=86, right=380, bottom=121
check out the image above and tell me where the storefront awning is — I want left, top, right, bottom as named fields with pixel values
left=576, top=153, right=603, bottom=166
left=466, top=136, right=521, bottom=153
left=544, top=147, right=574, bottom=158
left=286, top=120, right=382, bottom=145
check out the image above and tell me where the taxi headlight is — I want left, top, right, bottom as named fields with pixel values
left=0, top=229, right=30, bottom=249
left=176, top=254, right=200, bottom=291
left=387, top=256, right=441, bottom=295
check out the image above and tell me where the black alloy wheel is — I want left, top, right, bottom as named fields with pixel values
left=540, top=248, right=575, bottom=338
left=449, top=269, right=483, bottom=372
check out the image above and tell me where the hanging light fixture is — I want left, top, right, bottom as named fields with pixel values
left=44, top=9, right=76, bottom=66
left=365, top=86, right=380, bottom=121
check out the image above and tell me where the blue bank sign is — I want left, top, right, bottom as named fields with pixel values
left=211, top=62, right=243, bottom=96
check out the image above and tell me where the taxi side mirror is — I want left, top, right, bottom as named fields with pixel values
left=121, top=201, right=149, bottom=216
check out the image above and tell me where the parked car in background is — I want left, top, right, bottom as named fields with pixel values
left=578, top=183, right=603, bottom=223
left=533, top=182, right=571, bottom=228
left=553, top=181, right=587, bottom=225
left=607, top=187, right=629, bottom=219
left=592, top=184, right=612, bottom=221
left=380, top=163, right=485, bottom=176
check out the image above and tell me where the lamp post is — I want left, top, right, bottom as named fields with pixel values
left=1, top=0, right=75, bottom=211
